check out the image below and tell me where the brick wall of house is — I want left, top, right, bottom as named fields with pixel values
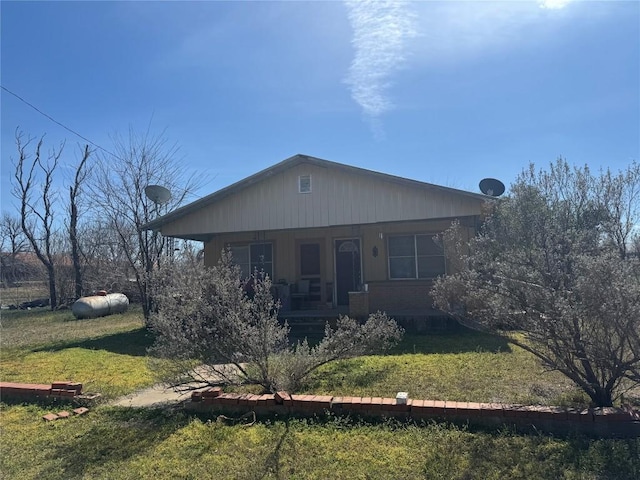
left=368, top=281, right=435, bottom=312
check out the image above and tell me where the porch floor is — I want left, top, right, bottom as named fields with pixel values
left=278, top=307, right=460, bottom=334
left=278, top=307, right=448, bottom=320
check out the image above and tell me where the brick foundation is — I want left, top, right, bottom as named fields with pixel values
left=348, top=291, right=369, bottom=317
left=368, top=281, right=435, bottom=311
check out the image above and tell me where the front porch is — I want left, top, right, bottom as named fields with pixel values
left=278, top=306, right=462, bottom=335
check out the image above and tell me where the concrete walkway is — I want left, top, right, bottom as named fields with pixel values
left=109, top=363, right=245, bottom=408
left=109, top=383, right=204, bottom=408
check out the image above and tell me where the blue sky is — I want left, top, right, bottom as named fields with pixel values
left=1, top=0, right=638, bottom=211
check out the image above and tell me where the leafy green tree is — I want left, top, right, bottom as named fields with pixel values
left=433, top=159, right=640, bottom=407
left=149, top=250, right=403, bottom=393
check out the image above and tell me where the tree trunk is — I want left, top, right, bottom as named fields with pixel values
left=47, top=264, right=57, bottom=310
left=588, top=387, right=614, bottom=408
left=69, top=146, right=90, bottom=300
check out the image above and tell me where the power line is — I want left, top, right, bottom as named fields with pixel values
left=1, top=84, right=209, bottom=199
left=1, top=84, right=118, bottom=158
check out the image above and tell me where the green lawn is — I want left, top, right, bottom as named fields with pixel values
left=1, top=308, right=584, bottom=405
left=306, top=332, right=585, bottom=406
left=0, top=307, right=156, bottom=399
left=1, top=308, right=638, bottom=479
left=1, top=404, right=639, bottom=480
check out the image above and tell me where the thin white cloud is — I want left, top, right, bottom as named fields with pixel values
left=405, top=0, right=593, bottom=69
left=344, top=0, right=417, bottom=132
left=539, top=0, right=574, bottom=10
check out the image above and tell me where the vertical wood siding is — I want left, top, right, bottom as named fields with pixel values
left=163, top=163, right=484, bottom=237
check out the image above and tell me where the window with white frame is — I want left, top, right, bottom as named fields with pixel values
left=298, top=174, right=311, bottom=193
left=229, top=243, right=273, bottom=279
left=388, top=234, right=445, bottom=279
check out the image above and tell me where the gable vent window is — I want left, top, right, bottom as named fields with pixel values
left=298, top=175, right=312, bottom=193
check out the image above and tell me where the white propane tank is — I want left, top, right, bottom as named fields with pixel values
left=72, top=293, right=129, bottom=319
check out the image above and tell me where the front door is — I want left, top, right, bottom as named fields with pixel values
left=335, top=239, right=362, bottom=306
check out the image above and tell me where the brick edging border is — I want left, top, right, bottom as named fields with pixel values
left=186, top=388, right=640, bottom=437
left=0, top=381, right=100, bottom=404
left=2, top=382, right=637, bottom=436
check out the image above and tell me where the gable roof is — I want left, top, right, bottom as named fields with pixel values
left=143, top=154, right=490, bottom=239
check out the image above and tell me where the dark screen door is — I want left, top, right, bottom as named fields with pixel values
left=335, top=239, right=361, bottom=306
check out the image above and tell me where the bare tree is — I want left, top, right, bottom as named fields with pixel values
left=91, top=128, right=200, bottom=320
left=68, top=145, right=92, bottom=299
left=149, top=251, right=403, bottom=393
left=74, top=219, right=129, bottom=294
left=432, top=159, right=640, bottom=407
left=11, top=132, right=62, bottom=309
left=0, top=212, right=29, bottom=286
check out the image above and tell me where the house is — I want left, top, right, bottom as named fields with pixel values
left=144, top=155, right=490, bottom=317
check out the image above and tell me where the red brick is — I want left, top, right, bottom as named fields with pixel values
left=409, top=399, right=428, bottom=418
left=331, top=397, right=354, bottom=412
left=59, top=390, right=77, bottom=398
left=504, top=405, right=532, bottom=419
left=245, top=394, right=259, bottom=405
left=349, top=397, right=363, bottom=410
left=57, top=411, right=71, bottom=419
left=67, top=382, right=83, bottom=393
left=526, top=406, right=562, bottom=421
left=52, top=381, right=72, bottom=389
left=566, top=408, right=593, bottom=423
left=308, top=396, right=331, bottom=411
left=466, top=402, right=482, bottom=412
left=73, top=407, right=89, bottom=416
left=479, top=403, right=504, bottom=418
left=42, top=413, right=58, bottom=422
left=0, top=381, right=78, bottom=399
left=445, top=401, right=463, bottom=413
left=202, top=396, right=221, bottom=405
left=35, top=384, right=53, bottom=390
left=428, top=400, right=447, bottom=415
left=201, top=387, right=223, bottom=398
left=292, top=394, right=317, bottom=407
left=593, top=408, right=631, bottom=423
left=381, top=397, right=395, bottom=407
left=274, top=391, right=291, bottom=405
left=450, top=402, right=481, bottom=419
left=258, top=394, right=276, bottom=406
left=370, top=397, right=384, bottom=411
left=218, top=393, right=241, bottom=405
left=389, top=401, right=410, bottom=412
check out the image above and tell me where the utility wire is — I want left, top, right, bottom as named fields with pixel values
left=1, top=84, right=118, bottom=158
left=1, top=84, right=211, bottom=199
